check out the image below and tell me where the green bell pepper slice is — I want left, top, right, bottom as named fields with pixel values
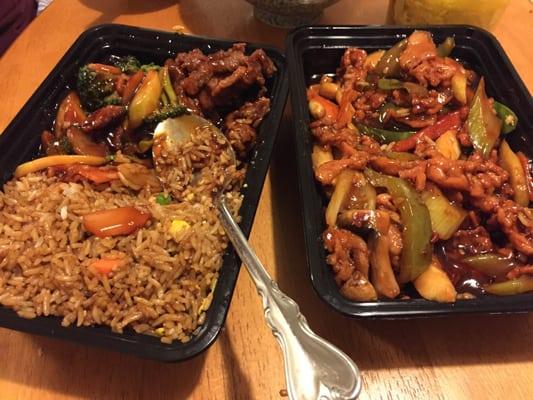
left=485, top=276, right=533, bottom=296
left=493, top=101, right=518, bottom=134
left=467, top=77, right=503, bottom=158
left=374, top=39, right=408, bottom=78
left=357, top=124, right=415, bottom=144
left=437, top=37, right=455, bottom=57
left=364, top=168, right=433, bottom=283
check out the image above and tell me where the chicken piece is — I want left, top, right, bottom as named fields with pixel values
left=426, top=152, right=509, bottom=197
left=224, top=97, right=270, bottom=157
left=315, top=155, right=369, bottom=185
left=497, top=201, right=533, bottom=256
left=450, top=226, right=494, bottom=256
left=337, top=48, right=368, bottom=90
left=323, top=227, right=370, bottom=281
left=339, top=271, right=378, bottom=302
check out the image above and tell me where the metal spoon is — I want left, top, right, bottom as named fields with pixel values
left=153, top=115, right=362, bottom=400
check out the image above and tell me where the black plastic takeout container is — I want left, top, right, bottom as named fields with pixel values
left=286, top=25, right=533, bottom=318
left=0, top=24, right=288, bottom=361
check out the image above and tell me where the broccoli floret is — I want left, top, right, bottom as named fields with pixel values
left=77, top=66, right=117, bottom=111
left=110, top=56, right=160, bottom=74
left=102, top=92, right=122, bottom=106
left=143, top=104, right=189, bottom=125
left=111, top=55, right=141, bottom=74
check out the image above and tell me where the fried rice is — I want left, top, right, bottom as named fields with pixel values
left=0, top=128, right=243, bottom=344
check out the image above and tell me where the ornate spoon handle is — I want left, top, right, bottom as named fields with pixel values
left=218, top=197, right=361, bottom=400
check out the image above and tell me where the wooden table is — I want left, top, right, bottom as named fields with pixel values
left=0, top=0, right=532, bottom=399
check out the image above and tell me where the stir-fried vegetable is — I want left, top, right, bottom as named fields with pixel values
left=462, top=253, right=516, bottom=278
left=14, top=155, right=107, bottom=178
left=436, top=37, right=455, bottom=57
left=414, top=257, right=456, bottom=302
left=325, top=170, right=355, bottom=227
left=137, top=139, right=154, bottom=153
left=435, top=129, right=461, bottom=160
left=61, top=165, right=119, bottom=184
left=377, top=78, right=403, bottom=90
left=393, top=111, right=462, bottom=152
left=155, top=193, right=172, bottom=205
left=467, top=77, right=502, bottom=157
left=499, top=140, right=530, bottom=206
left=117, top=163, right=161, bottom=191
left=82, top=207, right=151, bottom=237
left=493, top=101, right=518, bottom=134
left=364, top=50, right=385, bottom=70
left=378, top=103, right=410, bottom=124
left=144, top=104, right=188, bottom=125
left=357, top=124, right=415, bottom=144
left=364, top=168, right=433, bottom=283
left=421, top=185, right=467, bottom=240
left=111, top=55, right=142, bottom=74
left=77, top=65, right=120, bottom=111
left=54, top=92, right=87, bottom=137
left=128, top=70, right=163, bottom=129
left=373, top=38, right=407, bottom=77
left=485, top=276, right=533, bottom=296
left=451, top=72, right=467, bottom=104
left=311, top=145, right=333, bottom=170
left=67, top=127, right=108, bottom=157
left=89, top=258, right=125, bottom=276
left=121, top=70, right=144, bottom=105
left=160, top=66, right=178, bottom=105
left=377, top=78, right=428, bottom=97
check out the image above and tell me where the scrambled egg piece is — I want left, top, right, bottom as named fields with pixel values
left=169, top=219, right=190, bottom=240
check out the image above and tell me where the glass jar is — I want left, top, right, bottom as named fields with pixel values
left=387, top=0, right=511, bottom=30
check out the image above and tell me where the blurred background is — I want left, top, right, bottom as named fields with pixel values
left=0, top=0, right=515, bottom=56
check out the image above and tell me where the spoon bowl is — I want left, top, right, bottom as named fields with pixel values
left=153, top=114, right=362, bottom=400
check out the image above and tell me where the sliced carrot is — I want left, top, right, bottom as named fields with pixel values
left=115, top=73, right=129, bottom=96
left=83, top=207, right=151, bottom=237
left=68, top=165, right=119, bottom=184
left=14, top=155, right=107, bottom=178
left=393, top=111, right=462, bottom=152
left=121, top=71, right=144, bottom=105
left=87, top=63, right=122, bottom=75
left=89, top=258, right=124, bottom=276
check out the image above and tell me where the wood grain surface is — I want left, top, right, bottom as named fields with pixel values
left=0, top=0, right=532, bottom=399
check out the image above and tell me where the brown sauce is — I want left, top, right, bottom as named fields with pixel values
left=436, top=242, right=491, bottom=296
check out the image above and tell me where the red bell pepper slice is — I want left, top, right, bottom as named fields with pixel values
left=392, top=110, right=462, bottom=152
